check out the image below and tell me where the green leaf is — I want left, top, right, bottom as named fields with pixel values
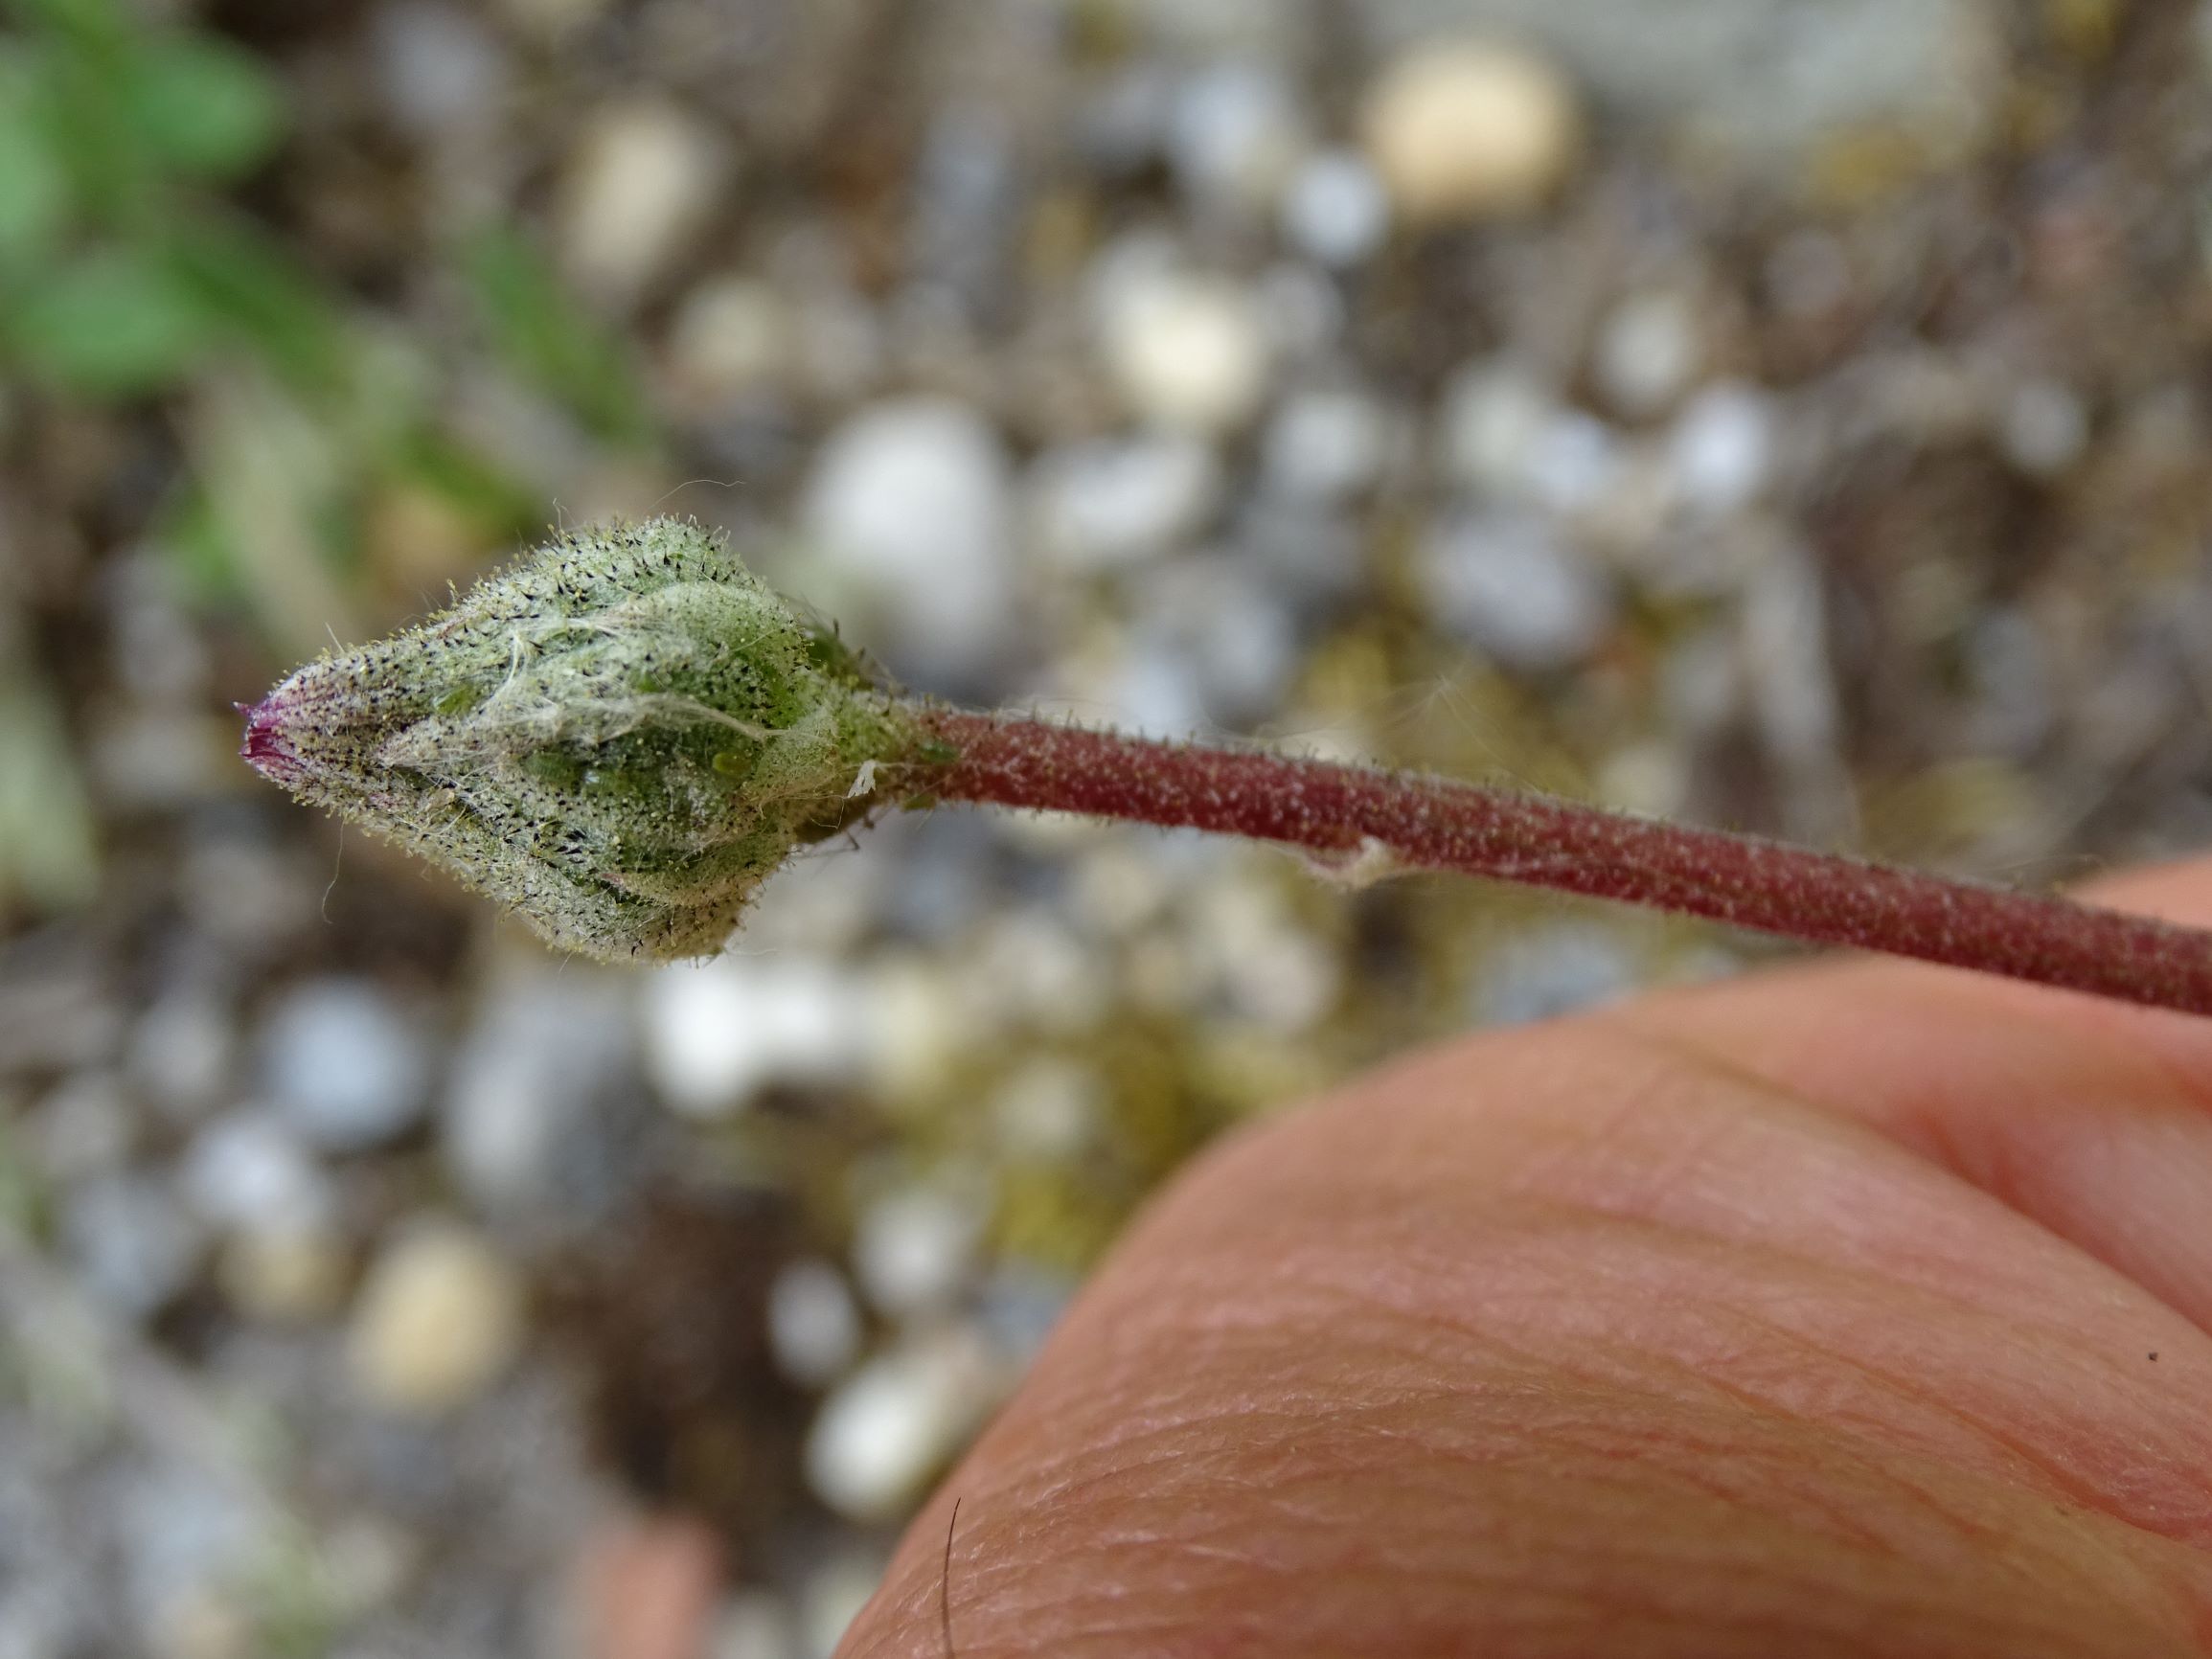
left=28, top=35, right=155, bottom=226
left=120, top=33, right=285, bottom=181
left=0, top=57, right=71, bottom=261
left=165, top=218, right=349, bottom=391
left=387, top=425, right=542, bottom=534
left=1, top=0, right=125, bottom=48
left=460, top=224, right=654, bottom=443
left=154, top=483, right=246, bottom=606
left=8, top=244, right=215, bottom=395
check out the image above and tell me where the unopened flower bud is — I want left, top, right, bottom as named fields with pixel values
left=240, top=519, right=919, bottom=961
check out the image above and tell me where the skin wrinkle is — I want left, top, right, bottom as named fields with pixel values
left=1707, top=1294, right=2181, bottom=1532
left=888, top=1398, right=2201, bottom=1659
left=1049, top=1125, right=2212, bottom=1540
left=1415, top=1124, right=2177, bottom=1345
left=1374, top=1152, right=2212, bottom=1535
left=1275, top=1125, right=2059, bottom=1373
left=1160, top=1471, right=1848, bottom=1637
left=1600, top=980, right=2212, bottom=1333
left=874, top=1504, right=2204, bottom=1651
left=1611, top=979, right=2171, bottom=1188
left=1007, top=1433, right=1677, bottom=1621
left=1512, top=1017, right=2184, bottom=1317
left=914, top=1525, right=2192, bottom=1658
left=1318, top=1291, right=2167, bottom=1575
left=1574, top=1216, right=2202, bottom=1455
left=974, top=1192, right=2212, bottom=1590
left=1471, top=1273, right=2044, bottom=1532
left=1021, top=1319, right=1610, bottom=1499
left=1479, top=1042, right=1730, bottom=1205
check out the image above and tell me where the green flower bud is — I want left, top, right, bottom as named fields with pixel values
left=241, top=518, right=921, bottom=961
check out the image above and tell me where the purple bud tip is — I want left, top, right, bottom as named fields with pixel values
left=238, top=694, right=302, bottom=784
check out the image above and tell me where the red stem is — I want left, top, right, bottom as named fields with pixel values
left=912, top=706, right=2212, bottom=1017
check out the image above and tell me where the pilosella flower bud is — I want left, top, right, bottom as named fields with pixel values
left=244, top=520, right=2212, bottom=1017
left=240, top=519, right=920, bottom=960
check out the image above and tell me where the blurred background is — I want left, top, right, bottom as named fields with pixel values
left=6, top=0, right=2212, bottom=1652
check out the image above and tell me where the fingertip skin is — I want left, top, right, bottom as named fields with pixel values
left=837, top=893, right=2212, bottom=1658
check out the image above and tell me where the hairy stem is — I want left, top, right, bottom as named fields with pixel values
left=909, top=705, right=2212, bottom=1016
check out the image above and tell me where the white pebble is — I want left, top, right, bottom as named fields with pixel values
left=1419, top=511, right=1614, bottom=672
left=116, top=1469, right=265, bottom=1655
left=975, top=1265, right=1076, bottom=1362
left=853, top=1186, right=983, bottom=1318
left=967, top=908, right=1112, bottom=1035
left=1525, top=411, right=1627, bottom=514
left=1071, top=846, right=1174, bottom=938
left=1169, top=62, right=1306, bottom=214
left=1191, top=880, right=1341, bottom=1033
left=1280, top=148, right=1391, bottom=267
left=1361, top=40, right=1582, bottom=226
left=768, top=1259, right=864, bottom=1388
left=860, top=956, right=965, bottom=1102
left=1438, top=360, right=1556, bottom=497
left=798, top=1551, right=886, bottom=1659
left=911, top=104, right=1017, bottom=304
left=1234, top=929, right=1339, bottom=1033
left=1959, top=607, right=2055, bottom=758
left=1255, top=261, right=1344, bottom=358
left=1593, top=290, right=1702, bottom=419
left=63, top=1176, right=202, bottom=1317
left=792, top=291, right=884, bottom=403
left=558, top=100, right=730, bottom=308
left=642, top=955, right=864, bottom=1120
left=739, top=830, right=890, bottom=957
left=2000, top=380, right=2089, bottom=478
left=1100, top=269, right=1273, bottom=435
left=711, top=1591, right=800, bottom=1659
left=347, top=1223, right=523, bottom=1414
left=1668, top=384, right=1776, bottom=514
left=1206, top=602, right=1300, bottom=721
left=1136, top=558, right=1301, bottom=723
left=127, top=992, right=234, bottom=1122
left=804, top=1333, right=995, bottom=1522
left=667, top=276, right=792, bottom=402
left=990, top=1058, right=1102, bottom=1161
left=801, top=398, right=1015, bottom=673
left=372, top=2, right=507, bottom=137
left=442, top=977, right=630, bottom=1213
left=260, top=978, right=432, bottom=1153
left=1595, top=740, right=1691, bottom=819
left=1261, top=388, right=1391, bottom=504
left=34, top=1073, right=132, bottom=1182
left=180, top=1111, right=333, bottom=1233
left=217, top=1225, right=349, bottom=1324
left=1096, top=641, right=1210, bottom=743
left=1029, top=434, right=1221, bottom=571
left=1662, top=624, right=1748, bottom=736
left=1478, top=925, right=1639, bottom=1027
left=1741, top=547, right=1852, bottom=839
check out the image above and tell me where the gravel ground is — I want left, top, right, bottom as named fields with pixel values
left=8, top=1, right=2212, bottom=1653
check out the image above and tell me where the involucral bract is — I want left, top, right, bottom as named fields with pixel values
left=241, top=519, right=918, bottom=960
